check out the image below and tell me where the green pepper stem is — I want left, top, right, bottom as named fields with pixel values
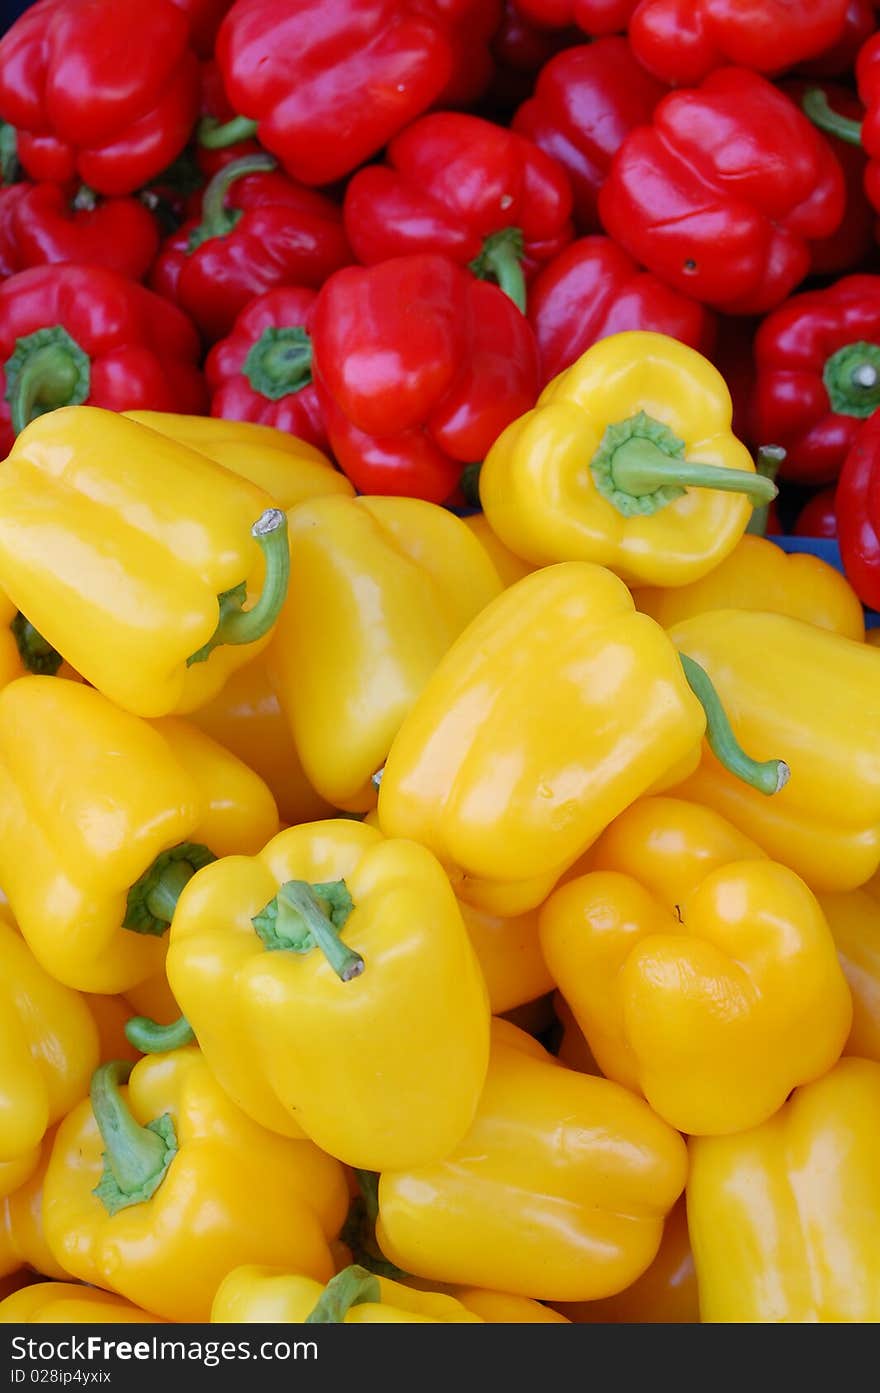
left=243, top=325, right=313, bottom=401
left=802, top=89, right=863, bottom=147
left=0, top=123, right=19, bottom=185
left=10, top=612, right=62, bottom=675
left=274, top=881, right=364, bottom=981
left=612, top=438, right=778, bottom=508
left=90, top=1062, right=175, bottom=1204
left=305, top=1266, right=381, bottom=1325
left=125, top=1015, right=195, bottom=1054
left=145, top=860, right=194, bottom=925
left=198, top=115, right=261, bottom=150
left=679, top=653, right=790, bottom=797
left=215, top=508, right=290, bottom=648
left=188, top=151, right=276, bottom=251
left=745, top=444, right=786, bottom=537
left=469, top=228, right=527, bottom=314
left=123, top=842, right=216, bottom=937
left=5, top=326, right=91, bottom=435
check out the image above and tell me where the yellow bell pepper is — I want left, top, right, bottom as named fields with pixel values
left=0, top=407, right=292, bottom=719
left=124, top=410, right=354, bottom=509
left=451, top=1289, right=569, bottom=1323
left=458, top=900, right=554, bottom=1014
left=0, top=676, right=279, bottom=994
left=552, top=992, right=601, bottom=1074
left=0, top=1282, right=165, bottom=1323
left=0, top=912, right=99, bottom=1194
left=0, top=589, right=82, bottom=687
left=157, top=820, right=489, bottom=1169
left=668, top=610, right=880, bottom=891
left=187, top=652, right=334, bottom=827
left=816, top=876, right=880, bottom=1063
left=633, top=535, right=865, bottom=641
left=84, top=995, right=142, bottom=1065
left=268, top=495, right=502, bottom=812
left=374, top=1021, right=687, bottom=1302
left=460, top=513, right=535, bottom=588
left=558, top=1198, right=697, bottom=1324
left=378, top=563, right=788, bottom=914
left=479, top=331, right=772, bottom=588
left=688, top=1057, right=880, bottom=1321
left=0, top=1130, right=69, bottom=1282
left=43, top=1046, right=348, bottom=1322
left=540, top=859, right=851, bottom=1135
left=212, top=1265, right=483, bottom=1324
left=123, top=973, right=181, bottom=1028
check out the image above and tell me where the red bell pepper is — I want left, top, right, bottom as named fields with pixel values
left=0, top=0, right=200, bottom=197
left=0, top=264, right=207, bottom=455
left=441, top=0, right=503, bottom=109
left=171, top=0, right=237, bottom=56
left=599, top=70, right=846, bottom=315
left=0, top=186, right=27, bottom=280
left=628, top=0, right=850, bottom=87
left=804, top=34, right=880, bottom=216
left=752, top=275, right=880, bottom=488
left=529, top=236, right=715, bottom=386
left=512, top=0, right=637, bottom=32
left=311, top=253, right=539, bottom=503
left=797, top=0, right=877, bottom=77
left=205, top=285, right=327, bottom=450
left=794, top=487, right=839, bottom=538
left=836, top=412, right=880, bottom=607
left=4, top=185, right=160, bottom=282
left=782, top=82, right=873, bottom=278
left=151, top=152, right=351, bottom=343
left=343, top=112, right=573, bottom=314
left=512, top=40, right=666, bottom=232
left=203, top=0, right=498, bottom=187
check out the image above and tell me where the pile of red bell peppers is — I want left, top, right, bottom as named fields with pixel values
left=4, top=0, right=880, bottom=605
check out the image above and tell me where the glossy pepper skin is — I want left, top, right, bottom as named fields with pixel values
left=753, top=276, right=880, bottom=488
left=0, top=408, right=290, bottom=719
left=628, top=0, right=850, bottom=87
left=0, top=915, right=99, bottom=1194
left=781, top=82, right=873, bottom=278
left=688, top=1058, right=880, bottom=1322
left=343, top=112, right=573, bottom=313
left=166, top=820, right=490, bottom=1170
left=312, top=254, right=539, bottom=503
left=669, top=610, right=880, bottom=892
left=44, top=1047, right=348, bottom=1323
left=795, top=486, right=838, bottom=538
left=4, top=184, right=160, bottom=283
left=188, top=655, right=334, bottom=828
left=378, top=563, right=706, bottom=912
left=479, top=332, right=764, bottom=588
left=0, top=0, right=200, bottom=196
left=540, top=859, right=851, bottom=1136
left=151, top=153, right=351, bottom=344
left=599, top=71, right=845, bottom=316
left=123, top=409, right=352, bottom=511
left=460, top=513, right=535, bottom=588
left=0, top=1283, right=164, bottom=1324
left=457, top=900, right=553, bottom=1014
left=268, top=495, right=502, bottom=811
left=529, top=238, right=714, bottom=387
left=375, top=1021, right=687, bottom=1302
left=212, top=1266, right=483, bottom=1324
left=204, top=287, right=328, bottom=451
left=634, top=534, right=865, bottom=642
left=0, top=1131, right=69, bottom=1282
left=837, top=412, right=880, bottom=608
left=512, top=40, right=666, bottom=233
left=0, top=677, right=279, bottom=994
left=818, top=877, right=880, bottom=1063
left=0, top=266, right=206, bottom=456
left=209, top=0, right=495, bottom=186
left=558, top=1198, right=697, bottom=1324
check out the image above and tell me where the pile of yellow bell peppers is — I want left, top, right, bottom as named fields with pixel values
left=1, top=330, right=879, bottom=1327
